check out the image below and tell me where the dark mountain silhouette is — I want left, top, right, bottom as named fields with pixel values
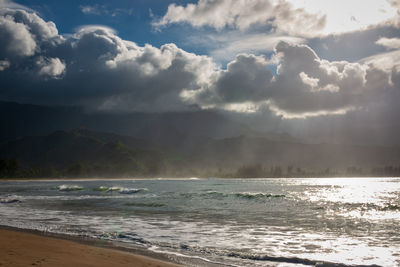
left=0, top=130, right=166, bottom=177
left=0, top=101, right=268, bottom=144
left=1, top=128, right=400, bottom=178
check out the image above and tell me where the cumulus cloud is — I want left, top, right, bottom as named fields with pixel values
left=0, top=3, right=398, bottom=121
left=154, top=0, right=326, bottom=37
left=0, top=13, right=36, bottom=57
left=185, top=54, right=273, bottom=107
left=154, top=0, right=399, bottom=37
left=36, top=57, right=65, bottom=77
left=184, top=41, right=395, bottom=118
left=376, top=37, right=400, bottom=49
left=361, top=37, right=400, bottom=71
left=0, top=7, right=216, bottom=111
left=0, top=8, right=61, bottom=60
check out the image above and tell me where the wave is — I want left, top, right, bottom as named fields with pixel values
left=93, top=186, right=109, bottom=191
left=359, top=202, right=400, bottom=212
left=119, top=188, right=148, bottom=194
left=227, top=252, right=381, bottom=267
left=57, top=185, right=83, bottom=191
left=124, top=202, right=165, bottom=207
left=234, top=192, right=285, bottom=199
left=181, top=191, right=285, bottom=200
left=201, top=191, right=226, bottom=197
left=0, top=195, right=20, bottom=204
left=95, top=186, right=148, bottom=194
left=339, top=202, right=400, bottom=212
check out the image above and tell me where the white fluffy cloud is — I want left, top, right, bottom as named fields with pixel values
left=0, top=13, right=36, bottom=57
left=36, top=57, right=65, bottom=77
left=154, top=0, right=326, bottom=37
left=376, top=37, right=400, bottom=49
left=362, top=37, right=400, bottom=71
left=0, top=8, right=61, bottom=61
left=155, top=0, right=399, bottom=37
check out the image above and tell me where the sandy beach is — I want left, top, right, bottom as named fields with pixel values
left=0, top=228, right=181, bottom=267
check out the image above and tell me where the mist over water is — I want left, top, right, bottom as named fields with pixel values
left=0, top=178, right=399, bottom=266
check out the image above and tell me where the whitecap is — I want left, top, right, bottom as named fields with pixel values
left=57, top=185, right=83, bottom=191
left=106, top=187, right=148, bottom=194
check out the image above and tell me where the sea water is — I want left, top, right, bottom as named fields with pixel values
left=0, top=178, right=399, bottom=266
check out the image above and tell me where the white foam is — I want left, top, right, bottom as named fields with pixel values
left=57, top=185, right=83, bottom=191
left=106, top=186, right=148, bottom=194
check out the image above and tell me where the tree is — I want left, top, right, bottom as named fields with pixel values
left=0, top=158, right=19, bottom=178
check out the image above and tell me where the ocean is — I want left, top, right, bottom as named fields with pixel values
left=0, top=178, right=399, bottom=266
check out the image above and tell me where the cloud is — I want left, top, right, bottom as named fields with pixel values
left=196, top=33, right=306, bottom=62
left=154, top=0, right=326, bottom=37
left=154, top=0, right=399, bottom=37
left=185, top=54, right=273, bottom=107
left=376, top=37, right=400, bottom=49
left=0, top=8, right=215, bottom=112
left=80, top=5, right=101, bottom=15
left=184, top=41, right=395, bottom=118
left=0, top=8, right=61, bottom=61
left=0, top=13, right=36, bottom=57
left=0, top=0, right=32, bottom=11
left=0, top=3, right=398, bottom=122
left=287, top=0, right=398, bottom=35
left=0, top=59, right=9, bottom=70
left=361, top=37, right=400, bottom=71
left=36, top=57, right=65, bottom=78
left=80, top=4, right=133, bottom=17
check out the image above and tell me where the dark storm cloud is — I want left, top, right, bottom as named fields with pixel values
left=0, top=8, right=215, bottom=112
left=186, top=41, right=395, bottom=118
left=0, top=4, right=399, bottom=120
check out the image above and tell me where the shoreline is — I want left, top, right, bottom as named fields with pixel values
left=0, top=225, right=182, bottom=267
left=1, top=176, right=399, bottom=182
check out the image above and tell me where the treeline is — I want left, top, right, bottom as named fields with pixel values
left=2, top=157, right=400, bottom=179
left=0, top=157, right=167, bottom=178
left=0, top=158, right=19, bottom=178
left=228, top=164, right=400, bottom=178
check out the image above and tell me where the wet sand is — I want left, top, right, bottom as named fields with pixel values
left=0, top=228, right=181, bottom=267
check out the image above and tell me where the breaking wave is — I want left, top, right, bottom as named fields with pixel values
left=95, top=186, right=148, bottom=194
left=182, top=191, right=285, bottom=200
left=0, top=195, right=20, bottom=204
left=57, top=185, right=83, bottom=191
left=226, top=251, right=381, bottom=267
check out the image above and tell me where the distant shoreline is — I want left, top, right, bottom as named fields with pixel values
left=0, top=225, right=181, bottom=267
left=1, top=176, right=399, bottom=182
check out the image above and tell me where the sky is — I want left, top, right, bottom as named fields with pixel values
left=1, top=0, right=400, bottom=145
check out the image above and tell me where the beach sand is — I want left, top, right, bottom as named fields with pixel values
left=0, top=228, right=181, bottom=267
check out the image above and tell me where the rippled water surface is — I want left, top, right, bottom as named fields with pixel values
left=1, top=178, right=399, bottom=266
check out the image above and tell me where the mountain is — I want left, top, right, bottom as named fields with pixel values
left=0, top=101, right=264, bottom=144
left=0, top=130, right=166, bottom=177
left=1, top=129, right=400, bottom=178
left=180, top=136, right=400, bottom=170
